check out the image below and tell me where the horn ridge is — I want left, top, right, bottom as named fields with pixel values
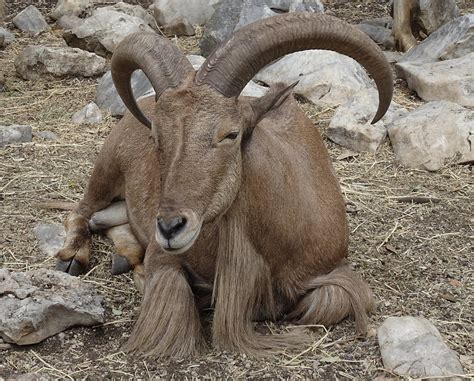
left=111, top=32, right=194, bottom=128
left=196, top=13, right=393, bottom=124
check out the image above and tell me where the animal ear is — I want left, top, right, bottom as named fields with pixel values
left=245, top=81, right=298, bottom=134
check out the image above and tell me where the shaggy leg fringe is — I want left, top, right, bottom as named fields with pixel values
left=288, top=264, right=374, bottom=335
left=123, top=261, right=206, bottom=358
left=212, top=212, right=312, bottom=357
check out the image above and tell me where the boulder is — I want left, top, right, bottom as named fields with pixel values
left=254, top=50, right=374, bottom=107
left=327, top=90, right=407, bottom=153
left=415, top=0, right=459, bottom=36
left=50, top=0, right=93, bottom=21
left=0, top=27, right=15, bottom=46
left=96, top=70, right=153, bottom=116
left=105, top=1, right=148, bottom=20
left=163, top=16, right=195, bottom=36
left=396, top=53, right=473, bottom=107
left=0, top=125, right=32, bottom=148
left=357, top=23, right=395, bottom=49
left=33, top=223, right=65, bottom=257
left=0, top=269, right=104, bottom=345
left=387, top=101, right=473, bottom=171
left=56, top=15, right=84, bottom=30
left=399, top=15, right=474, bottom=64
left=15, top=46, right=106, bottom=80
left=378, top=316, right=464, bottom=379
left=63, top=8, right=155, bottom=56
left=241, top=81, right=268, bottom=98
left=150, top=0, right=217, bottom=27
left=71, top=102, right=103, bottom=124
left=200, top=0, right=324, bottom=56
left=12, top=6, right=49, bottom=36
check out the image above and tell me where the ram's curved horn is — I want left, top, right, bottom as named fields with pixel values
left=112, top=32, right=194, bottom=128
left=195, top=13, right=393, bottom=124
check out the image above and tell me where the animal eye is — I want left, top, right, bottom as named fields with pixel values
left=224, top=131, right=239, bottom=140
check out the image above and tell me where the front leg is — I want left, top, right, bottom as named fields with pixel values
left=123, top=241, right=206, bottom=358
left=56, top=152, right=123, bottom=275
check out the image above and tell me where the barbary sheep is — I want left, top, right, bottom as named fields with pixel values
left=55, top=13, right=393, bottom=358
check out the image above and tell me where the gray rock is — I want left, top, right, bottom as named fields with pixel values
left=150, top=0, right=217, bottom=27
left=56, top=15, right=84, bottom=30
left=72, top=102, right=103, bottom=124
left=0, top=125, right=32, bottom=148
left=15, top=45, right=106, bottom=80
left=106, top=1, right=148, bottom=20
left=399, top=15, right=474, bottom=64
left=12, top=6, right=49, bottom=36
left=357, top=23, right=395, bottom=49
left=33, top=130, right=58, bottom=141
left=64, top=8, right=155, bottom=56
left=241, top=81, right=268, bottom=98
left=96, top=70, right=152, bottom=116
left=387, top=101, right=473, bottom=171
left=378, top=316, right=464, bottom=379
left=327, top=90, right=407, bottom=153
left=415, top=0, right=459, bottom=35
left=396, top=53, right=474, bottom=107
left=0, top=268, right=104, bottom=345
left=254, top=50, right=374, bottom=107
left=187, top=54, right=206, bottom=70
left=200, top=0, right=324, bottom=56
left=0, top=27, right=15, bottom=46
left=163, top=16, right=196, bottom=36
left=50, top=0, right=93, bottom=20
left=33, top=223, right=65, bottom=257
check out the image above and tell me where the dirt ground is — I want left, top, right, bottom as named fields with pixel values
left=1, top=1, right=473, bottom=379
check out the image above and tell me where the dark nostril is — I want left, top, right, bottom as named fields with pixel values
left=157, top=216, right=187, bottom=239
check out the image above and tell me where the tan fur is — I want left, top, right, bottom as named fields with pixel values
left=392, top=0, right=418, bottom=52
left=123, top=249, right=207, bottom=358
left=57, top=80, right=376, bottom=357
left=288, top=264, right=374, bottom=335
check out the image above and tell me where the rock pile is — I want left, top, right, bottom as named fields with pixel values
left=3, top=1, right=473, bottom=165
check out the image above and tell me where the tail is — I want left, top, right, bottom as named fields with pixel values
left=35, top=201, right=77, bottom=210
left=288, top=263, right=374, bottom=335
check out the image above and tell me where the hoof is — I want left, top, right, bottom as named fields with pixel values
left=111, top=254, right=131, bottom=275
left=56, top=258, right=86, bottom=276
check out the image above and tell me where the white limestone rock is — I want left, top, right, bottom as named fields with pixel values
left=63, top=8, right=155, bottom=56
left=378, top=316, right=464, bottom=379
left=50, top=0, right=93, bottom=20
left=12, top=6, right=49, bottom=36
left=33, top=223, right=66, bottom=257
left=0, top=269, right=105, bottom=345
left=399, top=15, right=474, bottom=64
left=15, top=45, right=106, bottom=80
left=396, top=53, right=474, bottom=107
left=328, top=90, right=407, bottom=153
left=71, top=102, right=103, bottom=124
left=0, top=125, right=32, bottom=148
left=387, top=101, right=473, bottom=171
left=254, top=50, right=374, bottom=107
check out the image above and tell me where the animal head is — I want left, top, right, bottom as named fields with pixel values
left=111, top=13, right=393, bottom=254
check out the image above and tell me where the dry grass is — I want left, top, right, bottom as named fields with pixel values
left=1, top=2, right=473, bottom=379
